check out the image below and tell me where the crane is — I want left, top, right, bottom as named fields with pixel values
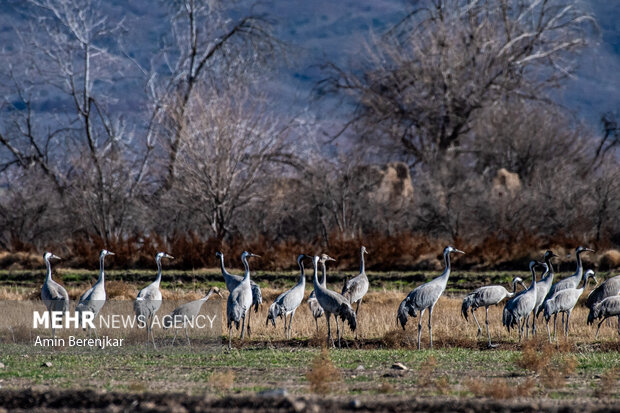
left=397, top=246, right=465, bottom=349
left=76, top=249, right=115, bottom=339
left=226, top=251, right=260, bottom=350
left=216, top=251, right=262, bottom=337
left=266, top=255, right=307, bottom=339
left=589, top=296, right=620, bottom=338
left=134, top=252, right=173, bottom=348
left=461, top=276, right=526, bottom=347
left=341, top=246, right=369, bottom=315
left=531, top=250, right=558, bottom=335
left=311, top=255, right=356, bottom=348
left=40, top=252, right=68, bottom=338
left=538, top=246, right=595, bottom=319
left=586, top=275, right=620, bottom=325
left=542, top=269, right=597, bottom=342
left=165, top=287, right=223, bottom=345
left=502, top=261, right=540, bottom=342
left=308, top=254, right=336, bottom=332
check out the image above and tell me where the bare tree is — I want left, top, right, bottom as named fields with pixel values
left=322, top=0, right=596, bottom=166
left=163, top=89, right=291, bottom=241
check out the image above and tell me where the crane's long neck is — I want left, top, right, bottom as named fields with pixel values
left=45, top=257, right=52, bottom=282
left=154, top=257, right=163, bottom=286
left=241, top=255, right=251, bottom=283
left=507, top=281, right=517, bottom=297
left=575, top=250, right=584, bottom=279
left=218, top=254, right=227, bottom=275
left=440, top=251, right=451, bottom=281
left=313, top=258, right=320, bottom=289
left=97, top=254, right=106, bottom=285
left=298, top=260, right=306, bottom=286
left=544, top=256, right=554, bottom=278
left=320, top=261, right=327, bottom=287
left=530, top=268, right=537, bottom=290
left=360, top=249, right=366, bottom=274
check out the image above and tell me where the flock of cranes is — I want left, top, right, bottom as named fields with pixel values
left=38, top=245, right=620, bottom=349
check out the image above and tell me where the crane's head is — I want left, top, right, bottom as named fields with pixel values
left=543, top=250, right=558, bottom=261
left=215, top=251, right=223, bottom=259
left=361, top=246, right=368, bottom=255
left=207, top=286, right=224, bottom=299
left=577, top=246, right=595, bottom=254
left=296, top=254, right=306, bottom=265
left=44, top=252, right=61, bottom=261
left=585, top=269, right=597, bottom=285
left=528, top=260, right=541, bottom=272
left=156, top=252, right=174, bottom=260
left=101, top=249, right=115, bottom=257
left=512, top=277, right=526, bottom=289
left=319, top=253, right=336, bottom=263
left=444, top=246, right=465, bottom=255
left=241, top=251, right=260, bottom=259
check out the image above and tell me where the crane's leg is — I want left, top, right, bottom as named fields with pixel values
left=471, top=309, right=482, bottom=337
left=617, top=315, right=620, bottom=335
left=335, top=316, right=341, bottom=348
left=240, top=312, right=247, bottom=341
left=283, top=313, right=288, bottom=339
left=355, top=298, right=362, bottom=316
left=546, top=318, right=552, bottom=343
left=50, top=310, right=55, bottom=339
left=417, top=309, right=425, bottom=350
left=228, top=324, right=233, bottom=350
left=565, top=311, right=571, bottom=337
left=326, top=312, right=332, bottom=348
left=532, top=309, right=537, bottom=336
left=172, top=329, right=178, bottom=346
left=247, top=308, right=252, bottom=338
left=185, top=326, right=191, bottom=346
left=596, top=317, right=607, bottom=338
left=553, top=314, right=558, bottom=341
left=517, top=318, right=523, bottom=343
left=428, top=305, right=435, bottom=349
left=485, top=307, right=496, bottom=348
left=525, top=314, right=530, bottom=339
left=289, top=310, right=296, bottom=339
left=314, top=317, right=319, bottom=334
left=150, top=317, right=157, bottom=349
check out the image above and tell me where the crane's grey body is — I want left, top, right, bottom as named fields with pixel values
left=586, top=275, right=620, bottom=325
left=503, top=261, right=539, bottom=342
left=531, top=251, right=558, bottom=335
left=267, top=255, right=307, bottom=338
left=216, top=252, right=262, bottom=337
left=462, top=277, right=525, bottom=347
left=588, top=296, right=620, bottom=338
left=134, top=252, right=173, bottom=348
left=40, top=252, right=68, bottom=338
left=397, top=246, right=465, bottom=349
left=166, top=287, right=223, bottom=345
left=312, top=255, right=356, bottom=348
left=308, top=254, right=334, bottom=332
left=543, top=270, right=596, bottom=342
left=76, top=250, right=114, bottom=339
left=342, top=246, right=369, bottom=315
left=226, top=251, right=259, bottom=349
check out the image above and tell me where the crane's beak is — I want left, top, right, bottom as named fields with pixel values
left=108, top=251, right=116, bottom=256
left=327, top=256, right=336, bottom=262
left=165, top=254, right=174, bottom=259
left=592, top=275, right=598, bottom=285
left=585, top=248, right=595, bottom=253
left=51, top=254, right=62, bottom=260
left=250, top=253, right=261, bottom=258
left=455, top=249, right=465, bottom=254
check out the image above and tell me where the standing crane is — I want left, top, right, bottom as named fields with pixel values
left=542, top=270, right=597, bottom=342
left=531, top=250, right=558, bottom=335
left=216, top=251, right=262, bottom=336
left=588, top=296, right=620, bottom=338
left=502, top=261, right=540, bottom=342
left=226, top=251, right=260, bottom=350
left=586, top=275, right=620, bottom=325
left=312, top=255, right=356, bottom=348
left=76, top=249, right=115, bottom=339
left=397, top=246, right=465, bottom=349
left=538, top=246, right=595, bottom=320
left=461, top=276, right=526, bottom=348
left=40, top=252, right=68, bottom=338
left=342, top=246, right=369, bottom=315
left=165, top=287, right=223, bottom=346
left=307, top=254, right=336, bottom=332
left=134, top=252, right=173, bottom=348
left=266, top=255, right=307, bottom=339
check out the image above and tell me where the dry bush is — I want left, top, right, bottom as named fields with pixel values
left=515, top=339, right=554, bottom=374
left=306, top=348, right=341, bottom=394
left=467, top=377, right=535, bottom=399
left=377, top=381, right=395, bottom=394
left=382, top=329, right=416, bottom=349
left=128, top=381, right=147, bottom=392
left=208, top=370, right=235, bottom=392
left=417, top=354, right=451, bottom=394
left=599, top=250, right=620, bottom=271
left=0, top=251, right=43, bottom=270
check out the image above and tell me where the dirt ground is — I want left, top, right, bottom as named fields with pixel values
left=1, top=389, right=620, bottom=413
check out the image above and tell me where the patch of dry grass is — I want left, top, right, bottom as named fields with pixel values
left=466, top=377, right=535, bottom=399
left=306, top=347, right=341, bottom=394
left=208, top=370, right=235, bottom=392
